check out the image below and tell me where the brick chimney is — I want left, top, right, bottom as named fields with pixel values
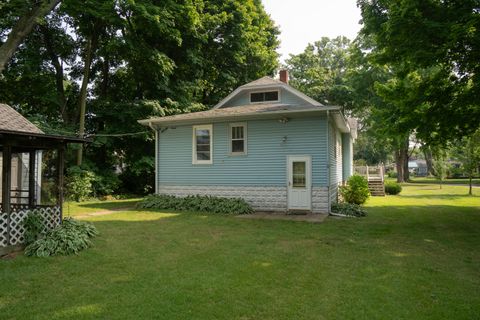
left=279, top=70, right=289, bottom=84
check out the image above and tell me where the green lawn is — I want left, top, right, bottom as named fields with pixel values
left=1, top=185, right=479, bottom=319
left=386, top=176, right=480, bottom=185
left=410, top=177, right=480, bottom=185
left=63, top=198, right=140, bottom=217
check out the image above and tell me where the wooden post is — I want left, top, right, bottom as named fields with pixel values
left=2, top=146, right=12, bottom=246
left=57, top=146, right=65, bottom=221
left=28, top=150, right=36, bottom=207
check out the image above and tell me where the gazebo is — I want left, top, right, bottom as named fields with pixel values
left=0, top=104, right=85, bottom=254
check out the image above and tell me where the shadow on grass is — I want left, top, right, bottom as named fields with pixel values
left=397, top=194, right=479, bottom=200
left=73, top=199, right=140, bottom=210
left=3, top=206, right=480, bottom=319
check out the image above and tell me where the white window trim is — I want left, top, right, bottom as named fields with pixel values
left=192, top=124, right=213, bottom=164
left=249, top=89, right=280, bottom=104
left=229, top=122, right=247, bottom=156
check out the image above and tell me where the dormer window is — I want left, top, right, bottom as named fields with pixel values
left=250, top=90, right=279, bottom=103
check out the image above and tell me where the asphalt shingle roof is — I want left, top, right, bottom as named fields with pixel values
left=139, top=103, right=332, bottom=125
left=0, top=103, right=44, bottom=134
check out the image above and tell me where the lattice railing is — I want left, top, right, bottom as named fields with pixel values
left=0, top=205, right=61, bottom=247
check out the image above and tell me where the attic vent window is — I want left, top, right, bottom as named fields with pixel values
left=250, top=90, right=279, bottom=103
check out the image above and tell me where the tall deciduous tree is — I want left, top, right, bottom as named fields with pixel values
left=285, top=36, right=352, bottom=108
left=0, top=0, right=280, bottom=194
left=0, top=0, right=61, bottom=73
left=358, top=0, right=480, bottom=143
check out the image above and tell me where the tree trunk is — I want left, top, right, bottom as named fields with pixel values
left=469, top=174, right=473, bottom=195
left=395, top=149, right=405, bottom=183
left=423, top=146, right=435, bottom=176
left=40, top=25, right=68, bottom=123
left=0, top=0, right=61, bottom=74
left=403, top=143, right=410, bottom=182
left=76, top=35, right=96, bottom=166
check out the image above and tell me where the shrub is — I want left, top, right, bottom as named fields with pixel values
left=24, top=218, right=98, bottom=257
left=92, top=170, right=121, bottom=197
left=137, top=194, right=253, bottom=215
left=384, top=182, right=402, bottom=195
left=339, top=175, right=370, bottom=205
left=387, top=171, right=398, bottom=178
left=331, top=202, right=367, bottom=217
left=22, top=211, right=45, bottom=245
left=66, top=166, right=95, bottom=201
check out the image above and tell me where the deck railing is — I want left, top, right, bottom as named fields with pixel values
left=354, top=165, right=385, bottom=182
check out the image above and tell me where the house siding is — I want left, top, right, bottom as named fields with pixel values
left=223, top=88, right=310, bottom=108
left=157, top=115, right=328, bottom=188
left=328, top=121, right=343, bottom=204
left=342, top=133, right=353, bottom=180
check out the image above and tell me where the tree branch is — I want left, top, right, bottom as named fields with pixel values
left=0, top=0, right=62, bottom=74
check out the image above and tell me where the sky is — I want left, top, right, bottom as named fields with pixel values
left=262, top=0, right=362, bottom=62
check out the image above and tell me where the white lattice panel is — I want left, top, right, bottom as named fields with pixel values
left=0, top=206, right=61, bottom=247
left=9, top=210, right=29, bottom=245
left=39, top=206, right=61, bottom=231
left=0, top=212, right=8, bottom=247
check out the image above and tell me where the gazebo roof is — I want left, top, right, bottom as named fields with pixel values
left=0, top=103, right=86, bottom=149
left=0, top=103, right=44, bottom=134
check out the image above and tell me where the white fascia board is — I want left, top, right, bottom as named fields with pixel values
left=331, top=111, right=353, bottom=135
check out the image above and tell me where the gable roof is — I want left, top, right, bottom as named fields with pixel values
left=0, top=103, right=44, bottom=134
left=213, top=76, right=324, bottom=109
left=139, top=103, right=342, bottom=127
left=240, top=76, right=284, bottom=87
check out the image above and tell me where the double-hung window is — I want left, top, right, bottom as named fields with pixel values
left=230, top=123, right=247, bottom=155
left=193, top=125, right=213, bottom=164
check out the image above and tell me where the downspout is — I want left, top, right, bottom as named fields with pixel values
left=148, top=121, right=158, bottom=194
left=326, top=111, right=331, bottom=214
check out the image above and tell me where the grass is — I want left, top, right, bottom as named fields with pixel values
left=386, top=176, right=480, bottom=185
left=1, top=184, right=479, bottom=319
left=410, top=177, right=480, bottom=185
left=63, top=198, right=140, bottom=217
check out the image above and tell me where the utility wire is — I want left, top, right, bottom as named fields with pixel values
left=87, top=131, right=150, bottom=137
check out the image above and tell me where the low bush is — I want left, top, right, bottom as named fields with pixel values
left=66, top=166, right=95, bottom=201
left=25, top=218, right=98, bottom=257
left=22, top=211, right=46, bottom=245
left=385, top=182, right=402, bottom=195
left=339, top=175, right=370, bottom=205
left=387, top=171, right=398, bottom=178
left=331, top=202, right=367, bottom=217
left=137, top=194, right=253, bottom=215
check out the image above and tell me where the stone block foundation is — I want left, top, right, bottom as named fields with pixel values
left=157, top=185, right=329, bottom=214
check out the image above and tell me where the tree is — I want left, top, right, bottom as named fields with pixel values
left=433, top=150, right=448, bottom=189
left=358, top=0, right=480, bottom=143
left=0, top=0, right=280, bottom=195
left=285, top=36, right=352, bottom=107
left=0, top=0, right=61, bottom=74
left=453, top=130, right=480, bottom=195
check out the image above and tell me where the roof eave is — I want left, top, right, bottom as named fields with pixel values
left=139, top=106, right=341, bottom=128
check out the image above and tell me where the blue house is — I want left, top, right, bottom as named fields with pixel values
left=139, top=71, right=357, bottom=213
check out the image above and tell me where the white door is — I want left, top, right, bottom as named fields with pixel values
left=287, top=156, right=312, bottom=210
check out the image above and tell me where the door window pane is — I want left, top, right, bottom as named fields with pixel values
left=292, top=161, right=306, bottom=188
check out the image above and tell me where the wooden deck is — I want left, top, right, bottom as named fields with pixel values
left=354, top=166, right=385, bottom=196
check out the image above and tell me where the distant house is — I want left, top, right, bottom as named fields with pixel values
left=408, top=160, right=428, bottom=176
left=139, top=71, right=357, bottom=213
